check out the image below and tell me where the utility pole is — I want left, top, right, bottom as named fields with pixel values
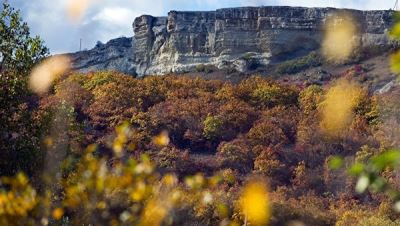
left=79, top=38, right=82, bottom=51
left=395, top=0, right=399, bottom=10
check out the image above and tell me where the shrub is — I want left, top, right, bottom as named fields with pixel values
left=250, top=82, right=299, bottom=109
left=336, top=210, right=400, bottom=226
left=253, top=147, right=285, bottom=178
left=216, top=139, right=253, bottom=173
left=261, top=106, right=299, bottom=143
left=153, top=146, right=196, bottom=175
left=0, top=101, right=43, bottom=176
left=276, top=52, right=322, bottom=75
left=85, top=81, right=139, bottom=131
left=299, top=85, right=324, bottom=115
left=203, top=115, right=223, bottom=141
left=203, top=100, right=257, bottom=142
left=270, top=193, right=335, bottom=226
left=360, top=215, right=400, bottom=226
left=82, top=71, right=118, bottom=90
left=225, top=76, right=298, bottom=109
left=142, top=96, right=218, bottom=151
left=195, top=64, right=213, bottom=73
left=247, top=119, right=289, bottom=147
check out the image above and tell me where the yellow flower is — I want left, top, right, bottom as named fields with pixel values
left=162, top=174, right=178, bottom=187
left=97, top=201, right=107, bottom=210
left=130, top=181, right=146, bottom=201
left=127, top=143, right=137, bottom=151
left=86, top=144, right=97, bottom=153
left=0, top=194, right=5, bottom=206
left=16, top=173, right=28, bottom=186
left=391, top=51, right=400, bottom=73
left=43, top=137, right=54, bottom=148
left=320, top=79, right=362, bottom=136
left=240, top=181, right=270, bottom=226
left=52, top=208, right=64, bottom=220
left=113, top=141, right=124, bottom=154
left=152, top=131, right=170, bottom=147
left=322, top=12, right=358, bottom=63
left=139, top=199, right=168, bottom=226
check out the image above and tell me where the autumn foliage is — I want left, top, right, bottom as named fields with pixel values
left=0, top=69, right=391, bottom=225
left=3, top=2, right=400, bottom=224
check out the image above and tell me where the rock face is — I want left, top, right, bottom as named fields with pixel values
left=68, top=6, right=395, bottom=76
left=68, top=37, right=135, bottom=75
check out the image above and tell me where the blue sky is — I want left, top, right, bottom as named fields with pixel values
left=11, top=0, right=398, bottom=54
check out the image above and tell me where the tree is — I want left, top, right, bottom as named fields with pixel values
left=0, top=2, right=49, bottom=176
left=141, top=96, right=218, bottom=152
left=211, top=100, right=257, bottom=142
left=0, top=2, right=49, bottom=74
left=203, top=115, right=223, bottom=141
left=246, top=118, right=289, bottom=148
left=216, top=139, right=253, bottom=173
left=299, top=85, right=323, bottom=115
left=253, top=146, right=286, bottom=180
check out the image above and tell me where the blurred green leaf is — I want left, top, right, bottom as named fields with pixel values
left=328, top=156, right=344, bottom=170
left=348, top=162, right=365, bottom=176
left=371, top=150, right=400, bottom=171
left=369, top=177, right=387, bottom=193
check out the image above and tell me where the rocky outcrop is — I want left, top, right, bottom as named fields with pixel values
left=68, top=37, right=135, bottom=75
left=68, top=6, right=396, bottom=76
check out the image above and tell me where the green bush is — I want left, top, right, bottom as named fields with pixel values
left=250, top=83, right=299, bottom=109
left=82, top=71, right=117, bottom=90
left=203, top=115, right=223, bottom=140
left=276, top=52, right=322, bottom=75
left=195, top=64, right=213, bottom=73
left=216, top=139, right=253, bottom=172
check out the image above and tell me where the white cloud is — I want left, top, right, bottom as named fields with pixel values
left=84, top=7, right=138, bottom=42
left=90, top=7, right=135, bottom=25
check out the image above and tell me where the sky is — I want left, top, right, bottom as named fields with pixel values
left=10, top=0, right=399, bottom=54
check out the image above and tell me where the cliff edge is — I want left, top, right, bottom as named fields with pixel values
left=67, top=6, right=396, bottom=76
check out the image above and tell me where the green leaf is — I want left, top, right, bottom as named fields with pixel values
left=348, top=162, right=365, bottom=176
left=371, top=150, right=400, bottom=171
left=328, top=156, right=344, bottom=170
left=369, top=177, right=387, bottom=193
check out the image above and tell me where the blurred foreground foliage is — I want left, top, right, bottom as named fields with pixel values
left=0, top=123, right=272, bottom=226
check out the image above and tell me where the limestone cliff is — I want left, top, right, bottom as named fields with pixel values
left=68, top=37, right=135, bottom=75
left=68, top=6, right=395, bottom=76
